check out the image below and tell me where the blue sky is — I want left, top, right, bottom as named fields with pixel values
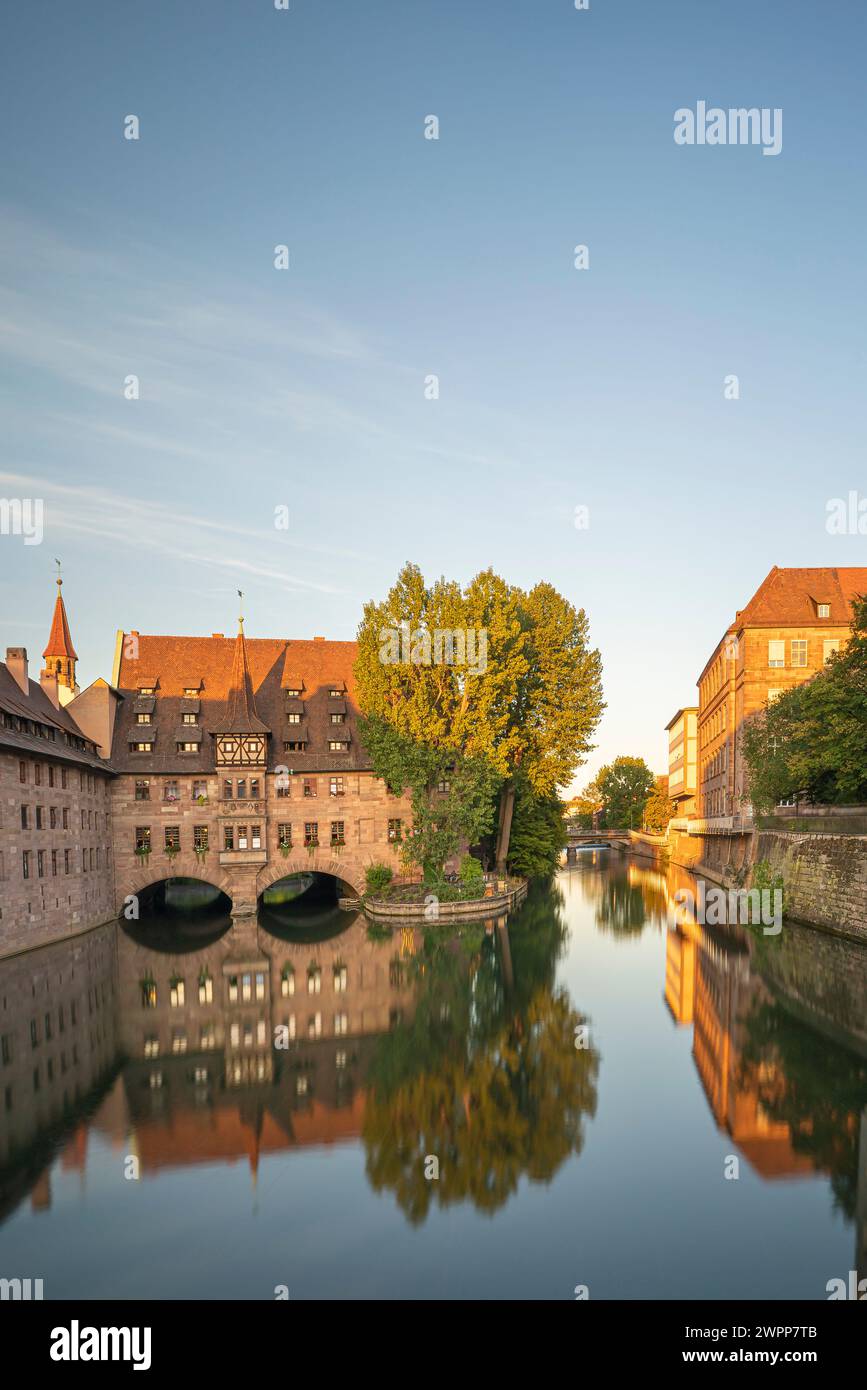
left=1, top=0, right=865, bottom=789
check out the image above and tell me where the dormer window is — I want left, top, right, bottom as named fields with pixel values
left=183, top=687, right=199, bottom=697
left=328, top=688, right=342, bottom=699
left=817, top=603, right=830, bottom=618
left=139, top=686, right=155, bottom=695
left=285, top=687, right=301, bottom=698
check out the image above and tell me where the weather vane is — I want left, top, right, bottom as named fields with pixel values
left=54, top=557, right=62, bottom=587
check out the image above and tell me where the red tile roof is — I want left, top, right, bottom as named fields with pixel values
left=734, top=566, right=867, bottom=628
left=113, top=630, right=367, bottom=774
left=42, top=581, right=78, bottom=660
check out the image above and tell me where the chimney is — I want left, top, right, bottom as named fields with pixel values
left=40, top=671, right=61, bottom=708
left=313, top=635, right=325, bottom=642
left=212, top=633, right=224, bottom=639
left=6, top=647, right=29, bottom=695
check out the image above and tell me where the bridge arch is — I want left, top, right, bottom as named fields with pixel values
left=256, top=856, right=364, bottom=900
left=116, top=865, right=235, bottom=917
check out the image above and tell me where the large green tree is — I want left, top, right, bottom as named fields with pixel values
left=596, top=755, right=656, bottom=829
left=742, top=596, right=867, bottom=812
left=642, top=776, right=676, bottom=832
left=355, top=563, right=604, bottom=873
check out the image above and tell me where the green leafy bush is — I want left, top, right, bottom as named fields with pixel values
left=459, top=854, right=484, bottom=888
left=365, top=863, right=394, bottom=894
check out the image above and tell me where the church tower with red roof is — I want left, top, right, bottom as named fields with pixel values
left=41, top=574, right=79, bottom=704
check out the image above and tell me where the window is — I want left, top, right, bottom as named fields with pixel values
left=791, top=639, right=808, bottom=668
left=818, top=603, right=830, bottom=618
left=824, top=639, right=840, bottom=664
left=304, top=822, right=319, bottom=847
left=35, top=806, right=43, bottom=829
left=335, top=1013, right=348, bottom=1036
left=768, top=640, right=785, bottom=668
left=328, top=740, right=349, bottom=752
left=308, top=969, right=321, bottom=996
left=328, top=689, right=342, bottom=699
left=48, top=766, right=55, bottom=788
left=182, top=712, right=197, bottom=724
left=330, top=712, right=345, bottom=724
left=251, top=824, right=262, bottom=849
left=136, top=712, right=152, bottom=724
left=287, top=712, right=301, bottom=724
left=22, top=850, right=30, bottom=880
left=34, top=764, right=42, bottom=786
left=61, top=767, right=67, bottom=789
left=285, top=687, right=300, bottom=698
left=37, top=850, right=45, bottom=878
left=62, top=808, right=69, bottom=829
left=163, top=781, right=179, bottom=802
left=224, top=825, right=234, bottom=851
left=139, top=686, right=155, bottom=695
left=333, top=966, right=347, bottom=992
left=184, top=687, right=199, bottom=697
left=767, top=688, right=783, bottom=704
left=135, top=779, right=150, bottom=801
left=19, top=761, right=27, bottom=783
left=193, top=825, right=209, bottom=851
left=64, top=849, right=71, bottom=873
left=284, top=741, right=305, bottom=752
left=177, top=742, right=198, bottom=753
left=133, top=742, right=153, bottom=753
left=278, top=823, right=292, bottom=848
left=237, top=825, right=248, bottom=850
left=164, top=826, right=180, bottom=850
left=250, top=778, right=260, bottom=798
left=20, top=806, right=28, bottom=829
left=330, top=777, right=344, bottom=797
left=237, top=779, right=246, bottom=800
left=170, top=978, right=185, bottom=1007
left=199, top=973, right=213, bottom=1004
left=388, top=819, right=402, bottom=842
left=331, top=821, right=345, bottom=847
left=193, top=779, right=208, bottom=800
left=51, top=849, right=57, bottom=876
left=437, top=778, right=451, bottom=793
left=303, top=779, right=317, bottom=798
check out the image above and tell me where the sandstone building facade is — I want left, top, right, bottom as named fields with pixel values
left=0, top=581, right=115, bottom=957
left=0, top=585, right=416, bottom=958
left=109, top=618, right=414, bottom=917
left=693, top=567, right=867, bottom=828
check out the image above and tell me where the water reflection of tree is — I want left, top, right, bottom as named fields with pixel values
left=363, top=882, right=599, bottom=1223
left=737, top=996, right=867, bottom=1220
left=592, top=873, right=650, bottom=937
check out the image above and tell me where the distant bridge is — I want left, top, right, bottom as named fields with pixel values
left=563, top=829, right=632, bottom=856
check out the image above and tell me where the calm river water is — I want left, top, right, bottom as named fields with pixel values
left=1, top=854, right=865, bottom=1300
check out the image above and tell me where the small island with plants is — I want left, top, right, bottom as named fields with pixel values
left=361, top=855, right=527, bottom=923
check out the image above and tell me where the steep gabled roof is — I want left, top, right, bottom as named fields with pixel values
left=42, top=580, right=78, bottom=660
left=212, top=621, right=270, bottom=734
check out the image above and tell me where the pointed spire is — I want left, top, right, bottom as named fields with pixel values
left=215, top=614, right=269, bottom=733
left=43, top=572, right=78, bottom=662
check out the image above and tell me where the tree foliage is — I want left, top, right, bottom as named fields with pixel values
left=642, top=776, right=676, bottom=832
left=595, top=756, right=656, bottom=829
left=355, top=562, right=605, bottom=872
left=507, top=782, right=567, bottom=878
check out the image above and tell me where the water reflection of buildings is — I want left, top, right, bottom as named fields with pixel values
left=106, top=912, right=419, bottom=1181
left=0, top=923, right=119, bottom=1220
left=661, top=868, right=867, bottom=1278
left=0, top=909, right=421, bottom=1212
